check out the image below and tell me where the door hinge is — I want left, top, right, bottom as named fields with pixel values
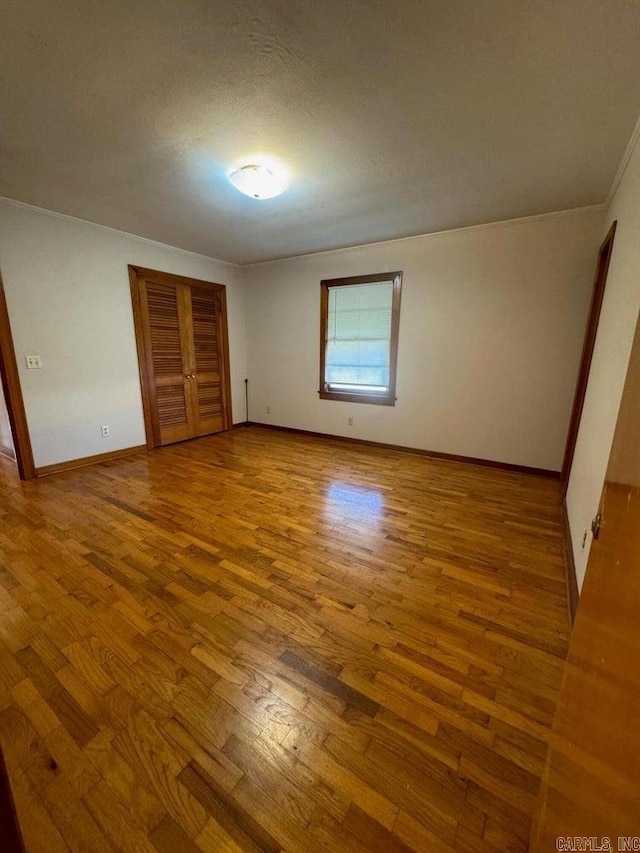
left=591, top=511, right=602, bottom=540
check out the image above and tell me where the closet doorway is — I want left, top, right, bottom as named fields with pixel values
left=129, top=266, right=233, bottom=448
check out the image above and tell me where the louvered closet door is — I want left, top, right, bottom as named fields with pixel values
left=189, top=286, right=225, bottom=437
left=144, top=282, right=193, bottom=445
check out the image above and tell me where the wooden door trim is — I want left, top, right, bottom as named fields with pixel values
left=218, top=286, right=234, bottom=432
left=0, top=745, right=25, bottom=851
left=130, top=266, right=227, bottom=292
left=561, top=496, right=579, bottom=626
left=561, top=221, right=617, bottom=489
left=0, top=270, right=36, bottom=479
left=532, top=303, right=640, bottom=849
left=129, top=267, right=156, bottom=450
left=128, top=265, right=233, bottom=449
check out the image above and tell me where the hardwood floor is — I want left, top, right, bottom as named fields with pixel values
left=0, top=425, right=569, bottom=852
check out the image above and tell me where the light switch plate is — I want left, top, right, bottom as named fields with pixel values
left=26, top=355, right=43, bottom=369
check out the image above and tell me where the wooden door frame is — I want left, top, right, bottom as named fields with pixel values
left=0, top=270, right=36, bottom=480
left=531, top=298, right=640, bottom=850
left=561, top=220, right=617, bottom=489
left=128, top=265, right=234, bottom=449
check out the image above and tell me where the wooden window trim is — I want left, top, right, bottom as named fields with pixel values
left=319, top=271, right=402, bottom=407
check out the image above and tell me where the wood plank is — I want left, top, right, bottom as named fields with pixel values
left=279, top=649, right=380, bottom=716
left=177, top=759, right=281, bottom=853
left=0, top=426, right=569, bottom=851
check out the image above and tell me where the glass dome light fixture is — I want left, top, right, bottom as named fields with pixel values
left=228, top=163, right=286, bottom=199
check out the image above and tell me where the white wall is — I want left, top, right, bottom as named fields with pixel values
left=567, top=125, right=640, bottom=590
left=0, top=196, right=608, bottom=480
left=0, top=199, right=246, bottom=468
left=244, top=208, right=604, bottom=471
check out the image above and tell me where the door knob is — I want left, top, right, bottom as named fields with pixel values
left=591, top=511, right=602, bottom=540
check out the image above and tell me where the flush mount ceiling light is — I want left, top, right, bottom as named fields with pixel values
left=228, top=163, right=286, bottom=199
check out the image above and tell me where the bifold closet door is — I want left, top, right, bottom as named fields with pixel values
left=137, top=273, right=231, bottom=447
left=189, top=286, right=225, bottom=438
left=143, top=281, right=193, bottom=445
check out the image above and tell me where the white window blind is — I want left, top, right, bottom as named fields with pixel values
left=325, top=280, right=394, bottom=393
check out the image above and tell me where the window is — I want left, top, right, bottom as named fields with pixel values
left=319, top=271, right=402, bottom=406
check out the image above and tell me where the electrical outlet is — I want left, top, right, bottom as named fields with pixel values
left=101, top=425, right=110, bottom=437
left=266, top=406, right=271, bottom=414
left=347, top=417, right=354, bottom=426
left=25, top=355, right=43, bottom=369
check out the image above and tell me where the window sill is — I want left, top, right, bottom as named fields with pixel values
left=319, top=390, right=396, bottom=406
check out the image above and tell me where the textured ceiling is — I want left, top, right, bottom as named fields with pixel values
left=2, top=0, right=640, bottom=264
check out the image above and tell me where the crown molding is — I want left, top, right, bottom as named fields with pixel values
left=0, top=194, right=607, bottom=272
left=606, top=110, right=640, bottom=209
left=242, top=204, right=606, bottom=269
left=0, top=196, right=240, bottom=268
